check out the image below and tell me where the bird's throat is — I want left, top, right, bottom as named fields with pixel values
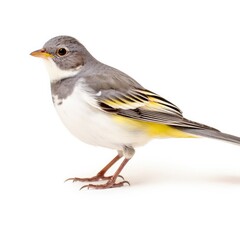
left=43, top=58, right=82, bottom=83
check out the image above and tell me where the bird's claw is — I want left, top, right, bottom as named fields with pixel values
left=80, top=180, right=130, bottom=190
left=65, top=174, right=124, bottom=183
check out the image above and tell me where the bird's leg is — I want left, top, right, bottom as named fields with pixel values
left=65, top=151, right=123, bottom=183
left=81, top=157, right=131, bottom=190
left=81, top=146, right=135, bottom=189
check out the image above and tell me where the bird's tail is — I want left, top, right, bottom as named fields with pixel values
left=178, top=127, right=240, bottom=145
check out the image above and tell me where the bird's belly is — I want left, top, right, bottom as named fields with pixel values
left=53, top=92, right=150, bottom=149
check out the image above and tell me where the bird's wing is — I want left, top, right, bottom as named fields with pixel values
left=91, top=87, right=202, bottom=129
left=92, top=87, right=217, bottom=130
left=97, top=88, right=182, bottom=115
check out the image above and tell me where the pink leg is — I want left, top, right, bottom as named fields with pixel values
left=81, top=157, right=131, bottom=190
left=65, top=152, right=123, bottom=183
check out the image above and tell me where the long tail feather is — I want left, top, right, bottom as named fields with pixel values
left=179, top=128, right=240, bottom=145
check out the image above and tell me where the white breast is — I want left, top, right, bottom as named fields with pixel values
left=53, top=82, right=150, bottom=150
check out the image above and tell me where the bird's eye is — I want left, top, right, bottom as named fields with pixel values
left=57, top=48, right=67, bottom=56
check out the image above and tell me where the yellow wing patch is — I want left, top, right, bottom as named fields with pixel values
left=103, top=98, right=145, bottom=109
left=100, top=89, right=182, bottom=116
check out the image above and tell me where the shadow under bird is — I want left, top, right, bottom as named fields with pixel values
left=30, top=36, right=240, bottom=190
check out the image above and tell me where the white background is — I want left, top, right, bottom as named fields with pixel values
left=1, top=0, right=240, bottom=239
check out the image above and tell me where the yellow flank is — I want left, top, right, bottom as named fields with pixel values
left=113, top=115, right=197, bottom=138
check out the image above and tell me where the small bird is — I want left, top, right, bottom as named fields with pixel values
left=31, top=36, right=240, bottom=189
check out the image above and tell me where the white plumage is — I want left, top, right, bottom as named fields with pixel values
left=53, top=80, right=151, bottom=150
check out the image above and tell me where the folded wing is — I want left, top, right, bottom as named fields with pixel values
left=96, top=88, right=217, bottom=131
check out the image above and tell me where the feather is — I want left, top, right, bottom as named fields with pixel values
left=95, top=87, right=219, bottom=131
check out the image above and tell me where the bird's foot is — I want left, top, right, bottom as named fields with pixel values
left=65, top=173, right=124, bottom=183
left=65, top=153, right=132, bottom=190
left=80, top=179, right=130, bottom=190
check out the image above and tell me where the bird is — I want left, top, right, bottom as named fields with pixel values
left=30, top=35, right=240, bottom=190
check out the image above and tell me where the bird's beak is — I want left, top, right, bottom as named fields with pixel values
left=30, top=48, right=53, bottom=59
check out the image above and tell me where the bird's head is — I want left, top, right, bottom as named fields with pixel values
left=30, top=35, right=92, bottom=82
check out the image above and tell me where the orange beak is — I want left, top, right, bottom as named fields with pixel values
left=30, top=48, right=53, bottom=59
